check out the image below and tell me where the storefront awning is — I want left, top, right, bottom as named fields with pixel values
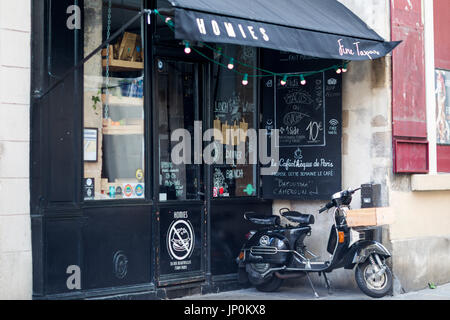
left=168, top=0, right=400, bottom=60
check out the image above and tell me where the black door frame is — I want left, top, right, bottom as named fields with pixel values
left=151, top=49, right=209, bottom=286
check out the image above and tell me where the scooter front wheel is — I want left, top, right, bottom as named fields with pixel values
left=355, top=257, right=393, bottom=298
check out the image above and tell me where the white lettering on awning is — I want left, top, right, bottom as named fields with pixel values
left=238, top=24, right=247, bottom=38
left=211, top=20, right=221, bottom=35
left=260, top=28, right=269, bottom=41
left=247, top=26, right=258, bottom=40
left=192, top=16, right=271, bottom=43
left=196, top=18, right=207, bottom=35
left=224, top=22, right=237, bottom=38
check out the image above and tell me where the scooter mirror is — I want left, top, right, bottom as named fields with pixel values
left=332, top=191, right=341, bottom=200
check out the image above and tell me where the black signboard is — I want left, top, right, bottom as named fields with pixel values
left=159, top=206, right=204, bottom=280
left=262, top=51, right=342, bottom=200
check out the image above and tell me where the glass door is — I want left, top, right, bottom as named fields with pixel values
left=154, top=57, right=206, bottom=285
left=156, top=59, right=202, bottom=202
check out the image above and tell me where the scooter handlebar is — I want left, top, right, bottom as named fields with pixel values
left=350, top=187, right=362, bottom=194
left=319, top=201, right=334, bottom=214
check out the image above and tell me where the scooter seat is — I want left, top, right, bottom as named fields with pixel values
left=281, top=211, right=315, bottom=225
left=244, top=212, right=280, bottom=226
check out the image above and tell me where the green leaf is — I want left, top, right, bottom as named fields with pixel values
left=92, top=96, right=101, bottom=104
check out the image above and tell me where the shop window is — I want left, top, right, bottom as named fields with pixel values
left=211, top=45, right=258, bottom=198
left=83, top=1, right=146, bottom=200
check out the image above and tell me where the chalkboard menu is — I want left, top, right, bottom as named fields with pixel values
left=261, top=51, right=342, bottom=200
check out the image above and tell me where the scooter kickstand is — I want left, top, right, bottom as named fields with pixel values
left=323, top=272, right=333, bottom=295
left=305, top=272, right=319, bottom=298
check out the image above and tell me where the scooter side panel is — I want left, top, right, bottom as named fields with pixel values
left=238, top=227, right=310, bottom=266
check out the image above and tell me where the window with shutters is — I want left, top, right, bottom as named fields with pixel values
left=391, top=0, right=429, bottom=173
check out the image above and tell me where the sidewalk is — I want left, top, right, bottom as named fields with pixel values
left=179, top=282, right=450, bottom=300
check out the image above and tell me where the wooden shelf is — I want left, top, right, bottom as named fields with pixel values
left=102, top=46, right=144, bottom=72
left=103, top=124, right=143, bottom=136
left=102, top=118, right=143, bottom=135
left=102, top=94, right=143, bottom=108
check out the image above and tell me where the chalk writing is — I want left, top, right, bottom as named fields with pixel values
left=276, top=73, right=325, bottom=147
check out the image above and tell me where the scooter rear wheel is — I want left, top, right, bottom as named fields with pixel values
left=255, top=275, right=284, bottom=293
left=247, top=263, right=284, bottom=292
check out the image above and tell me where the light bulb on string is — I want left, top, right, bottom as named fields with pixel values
left=242, top=74, right=249, bottom=86
left=165, top=17, right=174, bottom=27
left=228, top=58, right=235, bottom=70
left=280, top=75, right=288, bottom=86
left=342, top=62, right=349, bottom=73
left=335, top=66, right=342, bottom=74
left=300, top=74, right=306, bottom=85
left=184, top=41, right=191, bottom=54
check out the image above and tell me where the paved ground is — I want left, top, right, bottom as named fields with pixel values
left=180, top=282, right=450, bottom=300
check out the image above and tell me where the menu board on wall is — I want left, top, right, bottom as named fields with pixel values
left=261, top=51, right=342, bottom=200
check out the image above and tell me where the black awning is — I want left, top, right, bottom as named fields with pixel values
left=167, top=0, right=400, bottom=60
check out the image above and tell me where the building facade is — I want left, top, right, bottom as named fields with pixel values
left=0, top=0, right=449, bottom=300
left=0, top=0, right=33, bottom=300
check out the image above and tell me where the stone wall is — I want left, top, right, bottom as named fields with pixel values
left=0, top=0, right=32, bottom=300
left=274, top=0, right=394, bottom=289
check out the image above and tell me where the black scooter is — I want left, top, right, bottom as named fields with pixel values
left=236, top=187, right=393, bottom=298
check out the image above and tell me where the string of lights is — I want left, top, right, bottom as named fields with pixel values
left=154, top=9, right=350, bottom=86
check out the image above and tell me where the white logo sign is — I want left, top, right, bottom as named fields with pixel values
left=167, top=220, right=195, bottom=261
left=327, top=78, right=338, bottom=85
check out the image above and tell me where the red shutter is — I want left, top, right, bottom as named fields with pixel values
left=394, top=140, right=429, bottom=173
left=434, top=0, right=450, bottom=71
left=437, top=146, right=450, bottom=172
left=434, top=0, right=450, bottom=173
left=391, top=0, right=429, bottom=173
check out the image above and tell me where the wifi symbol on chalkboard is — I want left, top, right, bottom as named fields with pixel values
left=329, top=119, right=339, bottom=126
